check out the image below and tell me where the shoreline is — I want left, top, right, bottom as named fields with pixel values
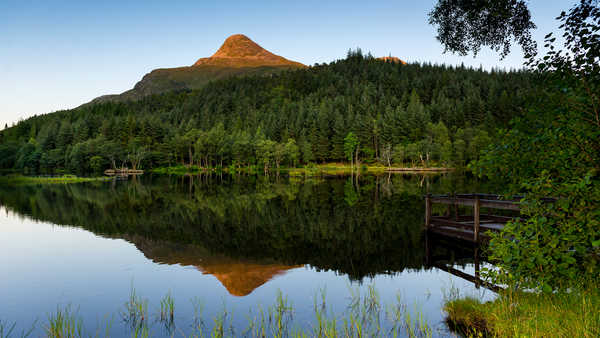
left=0, top=174, right=112, bottom=185
left=151, top=163, right=457, bottom=176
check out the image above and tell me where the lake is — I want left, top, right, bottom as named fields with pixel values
left=0, top=173, right=496, bottom=337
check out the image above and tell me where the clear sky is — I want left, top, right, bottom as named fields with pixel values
left=0, top=0, right=575, bottom=129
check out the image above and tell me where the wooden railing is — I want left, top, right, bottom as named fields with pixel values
left=425, top=193, right=522, bottom=242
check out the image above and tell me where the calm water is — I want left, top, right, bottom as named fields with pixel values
left=0, top=173, right=495, bottom=337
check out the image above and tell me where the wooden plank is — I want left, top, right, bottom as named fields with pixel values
left=480, top=199, right=520, bottom=211
left=428, top=226, right=477, bottom=242
left=457, top=193, right=502, bottom=200
left=480, top=214, right=520, bottom=222
left=431, top=197, right=476, bottom=206
left=430, top=197, right=520, bottom=210
left=430, top=217, right=473, bottom=228
left=431, top=217, right=505, bottom=231
left=429, top=225, right=492, bottom=241
left=429, top=194, right=521, bottom=209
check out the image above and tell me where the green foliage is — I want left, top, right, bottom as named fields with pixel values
left=0, top=52, right=535, bottom=173
left=89, top=156, right=104, bottom=174
left=473, top=1, right=600, bottom=290
left=343, top=132, right=359, bottom=165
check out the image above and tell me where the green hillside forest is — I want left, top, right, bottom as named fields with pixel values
left=0, top=50, right=535, bottom=174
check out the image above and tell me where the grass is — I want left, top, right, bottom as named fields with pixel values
left=159, top=292, right=175, bottom=334
left=444, top=282, right=600, bottom=337
left=45, top=306, right=85, bottom=338
left=159, top=292, right=174, bottom=322
left=0, top=319, right=36, bottom=338
left=121, top=287, right=148, bottom=330
left=287, top=163, right=386, bottom=177
left=3, top=285, right=435, bottom=337
left=0, top=320, right=16, bottom=338
left=0, top=174, right=111, bottom=186
left=152, top=162, right=453, bottom=177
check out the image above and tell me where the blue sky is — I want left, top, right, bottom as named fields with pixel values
left=0, top=0, right=575, bottom=128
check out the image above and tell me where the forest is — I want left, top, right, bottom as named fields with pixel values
left=0, top=50, right=536, bottom=174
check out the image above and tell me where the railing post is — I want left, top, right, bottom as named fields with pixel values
left=474, top=196, right=480, bottom=242
left=425, top=194, right=431, bottom=229
left=453, top=194, right=459, bottom=221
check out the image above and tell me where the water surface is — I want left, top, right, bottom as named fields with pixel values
left=0, top=173, right=495, bottom=337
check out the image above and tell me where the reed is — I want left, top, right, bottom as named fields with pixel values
left=121, top=287, right=148, bottom=329
left=5, top=284, right=437, bottom=337
left=0, top=320, right=15, bottom=338
left=44, top=305, right=85, bottom=338
left=131, top=324, right=149, bottom=338
left=268, top=290, right=294, bottom=338
left=159, top=292, right=175, bottom=322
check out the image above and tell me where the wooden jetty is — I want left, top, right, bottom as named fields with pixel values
left=424, top=193, right=521, bottom=243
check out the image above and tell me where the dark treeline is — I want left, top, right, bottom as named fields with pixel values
left=0, top=50, right=535, bottom=174
left=0, top=174, right=488, bottom=280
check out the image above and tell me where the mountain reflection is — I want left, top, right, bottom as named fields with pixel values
left=0, top=173, right=488, bottom=294
left=126, top=234, right=301, bottom=296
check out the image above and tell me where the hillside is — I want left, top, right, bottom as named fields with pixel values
left=0, top=51, right=535, bottom=174
left=91, top=34, right=305, bottom=103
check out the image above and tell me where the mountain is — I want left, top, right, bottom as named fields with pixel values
left=377, top=56, right=407, bottom=64
left=126, top=235, right=300, bottom=297
left=91, top=34, right=305, bottom=103
left=194, top=34, right=305, bottom=68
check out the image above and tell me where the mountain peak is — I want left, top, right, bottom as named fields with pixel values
left=211, top=34, right=269, bottom=58
left=193, top=34, right=305, bottom=68
left=377, top=56, right=407, bottom=65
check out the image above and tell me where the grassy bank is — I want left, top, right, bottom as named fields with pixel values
left=152, top=163, right=455, bottom=176
left=444, top=283, right=600, bottom=337
left=0, top=174, right=112, bottom=186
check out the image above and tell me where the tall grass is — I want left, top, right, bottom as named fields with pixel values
left=158, top=291, right=175, bottom=335
left=190, top=297, right=206, bottom=336
left=159, top=292, right=175, bottom=322
left=45, top=305, right=85, bottom=338
left=131, top=324, right=149, bottom=338
left=308, top=285, right=431, bottom=338
left=121, top=287, right=148, bottom=330
left=0, top=321, right=16, bottom=338
left=444, top=280, right=600, bottom=337
left=6, top=285, right=437, bottom=337
left=0, top=319, right=36, bottom=338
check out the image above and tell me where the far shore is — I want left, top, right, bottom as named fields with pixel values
left=0, top=174, right=112, bottom=185
left=151, top=163, right=457, bottom=176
